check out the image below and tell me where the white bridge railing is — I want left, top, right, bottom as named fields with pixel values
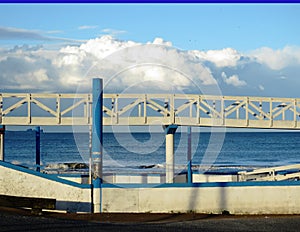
left=1, top=93, right=300, bottom=129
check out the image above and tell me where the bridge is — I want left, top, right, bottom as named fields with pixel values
left=1, top=93, right=300, bottom=129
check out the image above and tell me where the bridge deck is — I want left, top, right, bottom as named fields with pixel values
left=1, top=93, right=300, bottom=129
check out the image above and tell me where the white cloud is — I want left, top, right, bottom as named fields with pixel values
left=79, top=35, right=138, bottom=60
left=1, top=35, right=300, bottom=98
left=101, top=28, right=126, bottom=35
left=250, top=46, right=300, bottom=70
left=222, top=72, right=246, bottom=87
left=189, top=48, right=242, bottom=67
left=151, top=37, right=172, bottom=47
left=78, top=25, right=98, bottom=30
left=84, top=41, right=218, bottom=93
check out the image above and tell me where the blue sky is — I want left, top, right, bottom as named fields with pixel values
left=0, top=4, right=299, bottom=51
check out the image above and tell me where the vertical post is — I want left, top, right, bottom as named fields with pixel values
left=0, top=125, right=5, bottom=161
left=88, top=124, right=93, bottom=213
left=35, top=126, right=41, bottom=172
left=89, top=125, right=92, bottom=184
left=92, top=78, right=103, bottom=213
left=187, top=126, right=193, bottom=184
left=165, top=125, right=178, bottom=183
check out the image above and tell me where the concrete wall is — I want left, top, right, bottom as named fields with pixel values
left=0, top=162, right=91, bottom=213
left=101, top=183, right=300, bottom=214
left=2, top=161, right=300, bottom=214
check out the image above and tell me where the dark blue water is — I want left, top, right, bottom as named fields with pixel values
left=3, top=131, right=300, bottom=173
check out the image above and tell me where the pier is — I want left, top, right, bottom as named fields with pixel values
left=1, top=78, right=300, bottom=214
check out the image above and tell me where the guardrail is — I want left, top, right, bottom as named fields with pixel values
left=238, top=164, right=300, bottom=181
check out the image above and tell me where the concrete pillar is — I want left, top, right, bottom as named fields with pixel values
left=187, top=126, right=193, bottom=184
left=35, top=126, right=41, bottom=172
left=92, top=78, right=103, bottom=213
left=165, top=125, right=178, bottom=183
left=0, top=125, right=5, bottom=161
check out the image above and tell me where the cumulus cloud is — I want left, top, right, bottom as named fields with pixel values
left=250, top=46, right=300, bottom=70
left=0, top=36, right=220, bottom=94
left=1, top=35, right=300, bottom=98
left=221, top=72, right=246, bottom=87
left=83, top=38, right=217, bottom=93
left=189, top=48, right=242, bottom=67
left=151, top=37, right=172, bottom=47
left=79, top=35, right=138, bottom=60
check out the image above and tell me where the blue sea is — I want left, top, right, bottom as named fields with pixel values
left=3, top=131, right=300, bottom=174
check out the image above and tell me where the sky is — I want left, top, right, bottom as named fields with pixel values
left=1, top=4, right=300, bottom=51
left=1, top=3, right=300, bottom=132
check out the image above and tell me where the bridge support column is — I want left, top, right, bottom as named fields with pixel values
left=35, top=126, right=41, bottom=172
left=164, top=125, right=178, bottom=183
left=92, top=78, right=103, bottom=213
left=187, top=126, right=193, bottom=184
left=0, top=125, right=5, bottom=161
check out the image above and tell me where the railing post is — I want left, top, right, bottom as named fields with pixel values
left=56, top=94, right=61, bottom=124
left=35, top=126, right=41, bottom=172
left=92, top=78, right=103, bottom=213
left=0, top=125, right=5, bottom=161
left=164, top=124, right=178, bottom=183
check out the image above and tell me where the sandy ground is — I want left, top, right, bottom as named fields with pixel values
left=1, top=206, right=300, bottom=232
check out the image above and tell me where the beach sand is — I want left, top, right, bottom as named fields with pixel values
left=1, top=206, right=300, bottom=232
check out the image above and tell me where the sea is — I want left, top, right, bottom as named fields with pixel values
left=3, top=131, right=300, bottom=175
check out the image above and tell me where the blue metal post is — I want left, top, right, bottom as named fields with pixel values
left=0, top=125, right=5, bottom=161
left=92, top=78, right=103, bottom=213
left=35, top=126, right=41, bottom=172
left=187, top=126, right=193, bottom=184
left=92, top=78, right=103, bottom=182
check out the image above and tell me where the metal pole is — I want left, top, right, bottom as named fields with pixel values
left=92, top=78, right=103, bottom=213
left=89, top=124, right=93, bottom=213
left=89, top=125, right=92, bottom=185
left=165, top=125, right=178, bottom=183
left=187, top=126, right=193, bottom=184
left=0, top=125, right=5, bottom=161
left=35, top=126, right=41, bottom=172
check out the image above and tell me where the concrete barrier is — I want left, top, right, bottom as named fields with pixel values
left=0, top=161, right=91, bottom=213
left=2, top=161, right=300, bottom=214
left=101, top=182, right=300, bottom=214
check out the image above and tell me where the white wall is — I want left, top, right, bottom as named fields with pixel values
left=2, top=162, right=300, bottom=214
left=102, top=185, right=300, bottom=214
left=0, top=163, right=91, bottom=212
